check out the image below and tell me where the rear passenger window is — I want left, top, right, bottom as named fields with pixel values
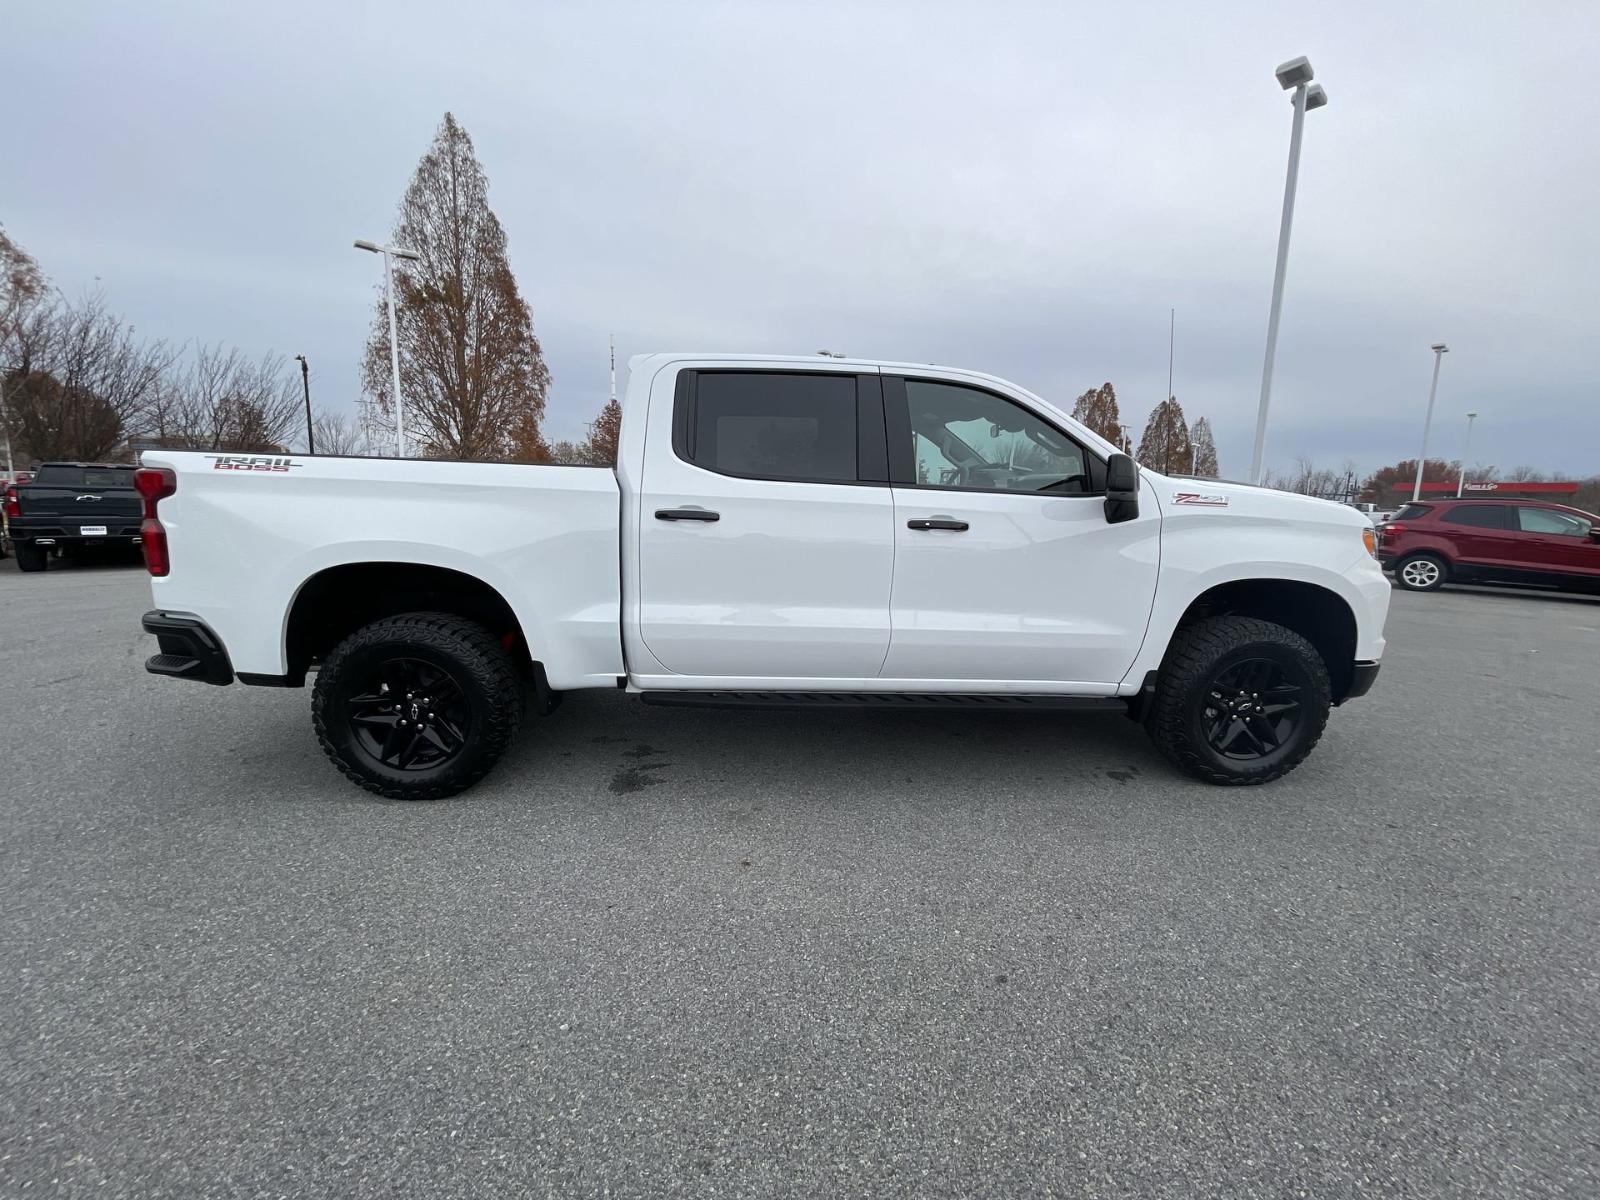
left=686, top=373, right=858, bottom=482
left=1441, top=505, right=1508, bottom=529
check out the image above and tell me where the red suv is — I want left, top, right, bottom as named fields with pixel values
left=1378, top=498, right=1600, bottom=593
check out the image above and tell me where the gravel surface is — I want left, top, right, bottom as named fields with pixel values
left=3, top=555, right=1597, bottom=1198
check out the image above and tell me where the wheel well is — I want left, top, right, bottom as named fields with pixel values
left=284, top=563, right=532, bottom=683
left=1173, top=579, right=1358, bottom=701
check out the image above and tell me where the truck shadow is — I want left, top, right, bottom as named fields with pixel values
left=498, top=689, right=1180, bottom=808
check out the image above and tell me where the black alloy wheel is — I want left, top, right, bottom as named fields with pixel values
left=1201, top=657, right=1306, bottom=762
left=1145, top=615, right=1333, bottom=785
left=345, top=656, right=472, bottom=772
left=312, top=612, right=522, bottom=800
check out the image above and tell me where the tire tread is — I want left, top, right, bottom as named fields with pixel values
left=1146, top=615, right=1331, bottom=786
left=311, top=612, right=521, bottom=800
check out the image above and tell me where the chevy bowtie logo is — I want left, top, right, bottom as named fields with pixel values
left=76, top=494, right=103, bottom=502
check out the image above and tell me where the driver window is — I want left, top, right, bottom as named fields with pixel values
left=903, top=380, right=1090, bottom=494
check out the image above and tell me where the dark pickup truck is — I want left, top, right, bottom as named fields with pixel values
left=3, top=463, right=142, bottom=572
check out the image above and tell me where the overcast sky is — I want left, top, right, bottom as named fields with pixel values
left=8, top=1, right=1598, bottom=477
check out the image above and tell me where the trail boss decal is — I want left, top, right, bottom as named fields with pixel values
left=1172, top=491, right=1229, bottom=507
left=204, top=455, right=302, bottom=473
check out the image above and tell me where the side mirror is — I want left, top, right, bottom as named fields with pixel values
left=1104, top=453, right=1139, bottom=524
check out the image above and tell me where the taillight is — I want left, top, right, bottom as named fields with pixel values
left=2, top=486, right=17, bottom=519
left=1380, top=522, right=1404, bottom=538
left=133, top=467, right=177, bottom=576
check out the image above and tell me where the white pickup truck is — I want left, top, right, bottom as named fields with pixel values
left=136, top=354, right=1389, bottom=799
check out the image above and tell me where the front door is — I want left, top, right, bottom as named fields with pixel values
left=1506, top=505, right=1600, bottom=581
left=879, top=374, right=1160, bottom=687
left=635, top=367, right=896, bottom=680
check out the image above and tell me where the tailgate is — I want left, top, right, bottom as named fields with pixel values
left=19, top=486, right=142, bottom=525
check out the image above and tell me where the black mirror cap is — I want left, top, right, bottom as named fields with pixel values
left=1104, top=454, right=1139, bottom=523
left=1105, top=453, right=1139, bottom=495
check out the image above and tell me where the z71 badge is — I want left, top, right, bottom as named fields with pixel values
left=204, top=455, right=302, bottom=473
left=1172, top=492, right=1228, bottom=507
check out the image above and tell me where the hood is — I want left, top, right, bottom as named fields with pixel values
left=1144, top=471, right=1370, bottom=528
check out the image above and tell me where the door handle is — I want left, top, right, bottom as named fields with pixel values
left=907, top=517, right=968, bottom=532
left=655, top=508, right=720, bottom=522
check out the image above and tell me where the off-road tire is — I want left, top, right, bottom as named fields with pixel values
left=312, top=612, right=521, bottom=800
left=1146, top=615, right=1332, bottom=786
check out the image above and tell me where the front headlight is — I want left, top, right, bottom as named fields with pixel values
left=1361, top=527, right=1378, bottom=558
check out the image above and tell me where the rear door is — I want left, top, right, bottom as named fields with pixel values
left=635, top=368, right=896, bottom=679
left=1435, top=502, right=1518, bottom=568
left=879, top=374, right=1159, bottom=686
left=19, top=465, right=142, bottom=535
left=1506, top=506, right=1600, bottom=580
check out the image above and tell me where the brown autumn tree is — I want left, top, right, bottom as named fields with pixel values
left=1189, top=415, right=1219, bottom=477
left=1358, top=458, right=1458, bottom=503
left=1137, top=396, right=1193, bottom=474
left=1070, top=382, right=1122, bottom=446
left=362, top=113, right=550, bottom=459
left=579, top=397, right=622, bottom=466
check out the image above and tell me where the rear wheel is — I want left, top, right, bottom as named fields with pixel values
left=1394, top=553, right=1447, bottom=591
left=13, top=542, right=47, bottom=572
left=312, top=612, right=522, bottom=800
left=1146, top=616, right=1332, bottom=785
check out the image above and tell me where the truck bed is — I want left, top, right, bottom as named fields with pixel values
left=140, top=452, right=625, bottom=688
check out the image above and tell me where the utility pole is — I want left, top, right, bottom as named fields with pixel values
left=609, top=334, right=617, bottom=407
left=1411, top=343, right=1450, bottom=502
left=1250, top=57, right=1329, bottom=484
left=354, top=239, right=421, bottom=456
left=1167, top=307, right=1175, bottom=401
left=294, top=355, right=315, bottom=455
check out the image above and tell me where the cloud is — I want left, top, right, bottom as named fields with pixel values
left=8, top=0, right=1598, bottom=475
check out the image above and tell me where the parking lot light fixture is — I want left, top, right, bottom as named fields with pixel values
left=1457, top=411, right=1478, bottom=497
left=1249, top=56, right=1329, bottom=485
left=354, top=239, right=422, bottom=456
left=1411, top=343, right=1450, bottom=502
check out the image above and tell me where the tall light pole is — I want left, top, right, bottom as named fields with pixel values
left=1249, top=57, right=1328, bottom=484
left=294, top=355, right=314, bottom=455
left=354, top=239, right=421, bottom=456
left=1456, top=410, right=1478, bottom=497
left=1411, top=343, right=1450, bottom=502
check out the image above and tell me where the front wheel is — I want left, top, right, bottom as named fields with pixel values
left=1146, top=616, right=1332, bottom=785
left=312, top=612, right=522, bottom=800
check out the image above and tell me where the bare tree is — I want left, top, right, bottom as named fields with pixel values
left=1136, top=396, right=1193, bottom=474
left=4, top=292, right=172, bottom=462
left=1189, top=416, right=1220, bottom=477
left=1505, top=464, right=1549, bottom=483
left=362, top=112, right=551, bottom=459
left=163, top=344, right=301, bottom=452
left=312, top=408, right=367, bottom=456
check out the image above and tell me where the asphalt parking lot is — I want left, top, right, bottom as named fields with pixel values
left=2, top=555, right=1597, bottom=1198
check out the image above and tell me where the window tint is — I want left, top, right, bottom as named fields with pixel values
left=1390, top=503, right=1431, bottom=521
left=1517, top=507, right=1591, bottom=536
left=689, top=373, right=858, bottom=482
left=1441, top=504, right=1508, bottom=529
left=900, top=381, right=1090, bottom=494
left=31, top=466, right=133, bottom=488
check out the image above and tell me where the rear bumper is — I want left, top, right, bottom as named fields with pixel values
left=142, top=611, right=234, bottom=686
left=1342, top=660, right=1381, bottom=702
